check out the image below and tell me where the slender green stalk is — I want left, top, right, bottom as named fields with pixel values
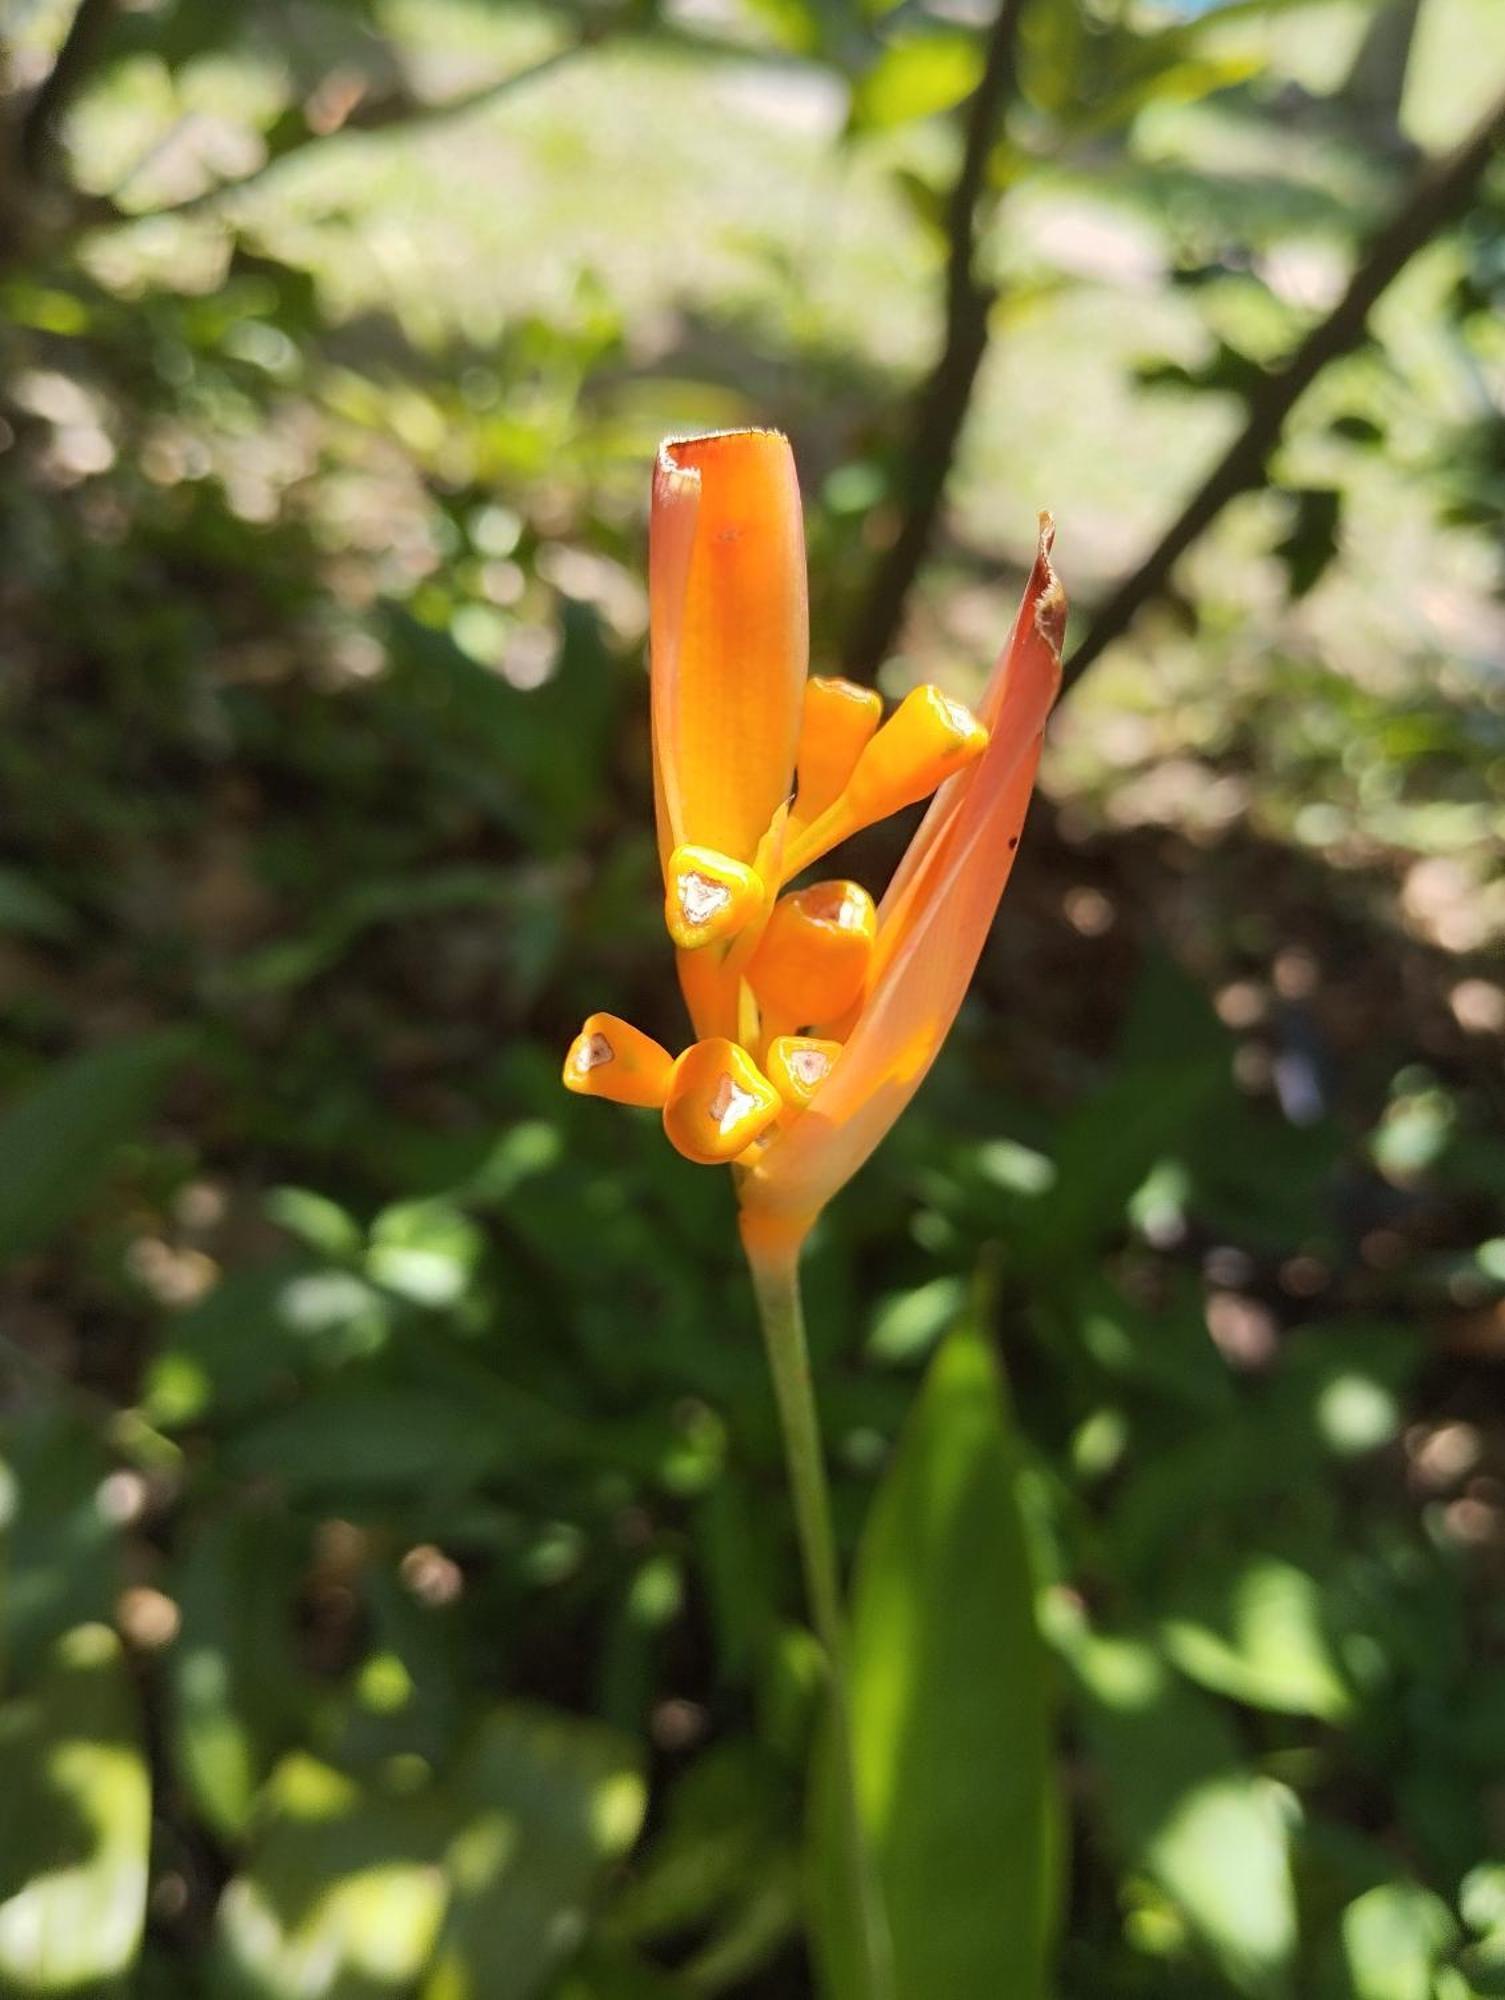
left=746, top=1240, right=895, bottom=2000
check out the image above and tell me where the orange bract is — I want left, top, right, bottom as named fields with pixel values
left=566, top=430, right=1065, bottom=1238
left=650, top=431, right=807, bottom=870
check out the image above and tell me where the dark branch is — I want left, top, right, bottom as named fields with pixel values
left=1063, top=84, right=1505, bottom=694
left=18, top=0, right=117, bottom=181
left=841, top=0, right=1028, bottom=680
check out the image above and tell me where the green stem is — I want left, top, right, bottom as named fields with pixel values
left=746, top=1236, right=895, bottom=2000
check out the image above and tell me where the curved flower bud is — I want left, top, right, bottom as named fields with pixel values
left=663, top=1038, right=783, bottom=1165
left=664, top=845, right=766, bottom=952
left=794, top=676, right=883, bottom=826
left=766, top=1035, right=843, bottom=1109
left=781, top=685, right=988, bottom=879
left=562, top=1014, right=676, bottom=1108
left=746, top=879, right=876, bottom=1034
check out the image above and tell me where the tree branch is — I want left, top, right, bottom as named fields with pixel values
left=17, top=0, right=118, bottom=181
left=93, top=35, right=588, bottom=226
left=841, top=0, right=1028, bottom=680
left=1063, top=84, right=1505, bottom=694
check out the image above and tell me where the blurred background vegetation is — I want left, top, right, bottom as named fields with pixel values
left=1, top=0, right=1504, bottom=1993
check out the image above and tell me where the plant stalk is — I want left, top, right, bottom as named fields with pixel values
left=746, top=1233, right=894, bottom=2000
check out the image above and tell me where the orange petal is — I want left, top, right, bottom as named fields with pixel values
left=746, top=879, right=876, bottom=1031
left=739, top=518, right=1065, bottom=1230
left=650, top=431, right=808, bottom=870
left=563, top=1013, right=676, bottom=1108
left=766, top=1035, right=843, bottom=1109
left=794, top=677, right=882, bottom=826
left=663, top=1038, right=783, bottom=1165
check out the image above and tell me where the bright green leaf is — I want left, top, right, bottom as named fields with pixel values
left=0, top=1625, right=150, bottom=1997
left=850, top=33, right=982, bottom=132
left=211, top=1753, right=449, bottom=1999
left=814, top=1318, right=1056, bottom=1999
left=423, top=1704, right=647, bottom=2000
left=1063, top=1621, right=1296, bottom=1995
left=1342, top=1881, right=1458, bottom=2000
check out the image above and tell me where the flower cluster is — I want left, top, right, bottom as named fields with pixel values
left=564, top=429, right=1064, bottom=1253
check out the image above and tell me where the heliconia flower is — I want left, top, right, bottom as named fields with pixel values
left=563, top=427, right=1065, bottom=1258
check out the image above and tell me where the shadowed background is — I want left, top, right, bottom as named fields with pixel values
left=1, top=0, right=1504, bottom=1994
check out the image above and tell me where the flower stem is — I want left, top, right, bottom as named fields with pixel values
left=745, top=1231, right=894, bottom=2000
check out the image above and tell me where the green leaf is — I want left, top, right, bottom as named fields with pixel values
left=850, top=33, right=982, bottom=132
left=0, top=1034, right=186, bottom=1265
left=171, top=1512, right=309, bottom=1840
left=814, top=1319, right=1056, bottom=1999
left=0, top=868, right=78, bottom=944
left=210, top=1753, right=450, bottom=1999
left=423, top=1704, right=647, bottom=2000
left=0, top=1625, right=151, bottom=1996
left=1341, top=1882, right=1458, bottom=2000
left=1160, top=1554, right=1352, bottom=1722
left=1063, top=1624, right=1296, bottom=1995
left=1, top=1407, right=119, bottom=1681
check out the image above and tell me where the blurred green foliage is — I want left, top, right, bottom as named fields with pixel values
left=1, top=0, right=1504, bottom=1995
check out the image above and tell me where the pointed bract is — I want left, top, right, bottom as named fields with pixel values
left=738, top=520, right=1065, bottom=1237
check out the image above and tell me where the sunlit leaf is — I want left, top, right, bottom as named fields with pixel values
left=814, top=1317, right=1056, bottom=1999
left=0, top=1625, right=150, bottom=1996
left=1161, top=1554, right=1352, bottom=1722
left=171, top=1512, right=309, bottom=1839
left=1061, top=1621, right=1296, bottom=1995
left=1342, top=1881, right=1457, bottom=2000
left=850, top=33, right=982, bottom=132
left=211, top=1753, right=449, bottom=1999
left=423, top=1704, right=647, bottom=2000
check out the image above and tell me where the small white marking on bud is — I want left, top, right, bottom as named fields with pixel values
left=939, top=696, right=975, bottom=738
left=679, top=871, right=732, bottom=927
left=788, top=1049, right=830, bottom=1090
left=708, top=1072, right=758, bottom=1136
left=576, top=1033, right=614, bottom=1072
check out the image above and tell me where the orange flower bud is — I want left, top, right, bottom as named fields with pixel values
left=662, top=1038, right=783, bottom=1164
left=843, top=685, right=989, bottom=822
left=766, top=1035, right=843, bottom=1109
left=562, top=1014, right=676, bottom=1108
left=794, top=677, right=883, bottom=825
left=746, top=880, right=876, bottom=1030
left=664, top=844, right=765, bottom=951
left=780, top=685, right=988, bottom=880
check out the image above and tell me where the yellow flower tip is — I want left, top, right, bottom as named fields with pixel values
left=746, top=879, right=876, bottom=1027
left=766, top=1035, right=843, bottom=1109
left=843, top=684, right=989, bottom=822
left=794, top=676, right=883, bottom=826
left=664, top=845, right=765, bottom=952
left=563, top=1013, right=675, bottom=1109
left=662, top=1038, right=783, bottom=1165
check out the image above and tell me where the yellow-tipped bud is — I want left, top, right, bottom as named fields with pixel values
left=563, top=1013, right=676, bottom=1108
left=664, top=845, right=765, bottom=951
left=843, top=684, right=988, bottom=822
left=746, top=880, right=876, bottom=1028
left=766, top=1035, right=843, bottom=1109
left=795, top=677, right=883, bottom=825
left=663, top=1038, right=783, bottom=1164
